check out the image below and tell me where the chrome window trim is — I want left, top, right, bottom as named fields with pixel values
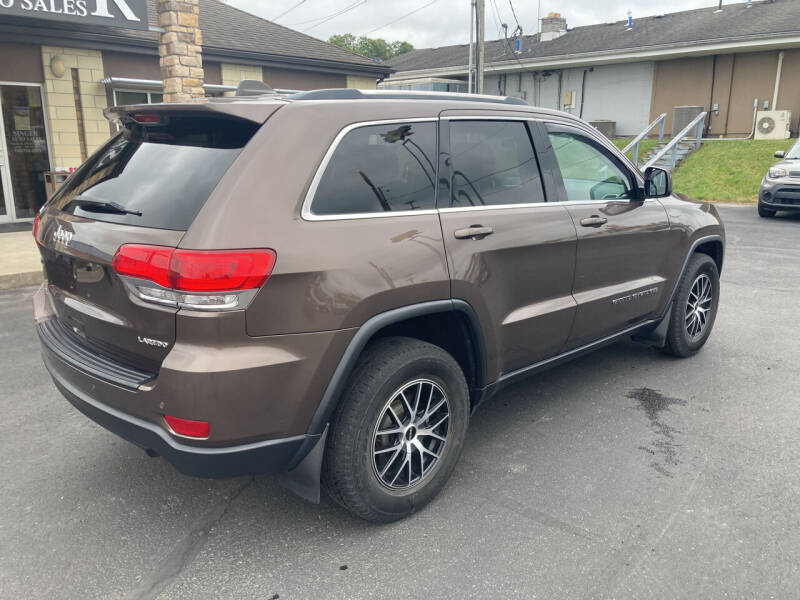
left=441, top=115, right=541, bottom=121
left=300, top=117, right=439, bottom=222
left=439, top=198, right=649, bottom=213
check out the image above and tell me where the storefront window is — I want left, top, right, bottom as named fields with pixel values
left=0, top=85, right=51, bottom=220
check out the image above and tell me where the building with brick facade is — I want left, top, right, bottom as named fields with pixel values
left=0, top=0, right=391, bottom=224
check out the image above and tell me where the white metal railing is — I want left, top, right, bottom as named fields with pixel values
left=645, top=112, right=707, bottom=171
left=622, top=113, right=667, bottom=166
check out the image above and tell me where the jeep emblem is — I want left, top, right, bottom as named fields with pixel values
left=53, top=224, right=74, bottom=245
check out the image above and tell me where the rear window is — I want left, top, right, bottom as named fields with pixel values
left=448, top=120, right=544, bottom=207
left=51, top=114, right=260, bottom=230
left=310, top=121, right=437, bottom=215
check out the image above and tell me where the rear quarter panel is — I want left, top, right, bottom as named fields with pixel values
left=182, top=101, right=451, bottom=335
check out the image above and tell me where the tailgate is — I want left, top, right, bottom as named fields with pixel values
left=38, top=214, right=183, bottom=373
left=34, top=107, right=264, bottom=374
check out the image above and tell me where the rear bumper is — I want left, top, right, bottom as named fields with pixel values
left=43, top=349, right=314, bottom=478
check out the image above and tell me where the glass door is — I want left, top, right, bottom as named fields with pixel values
left=0, top=84, right=52, bottom=222
left=0, top=144, right=10, bottom=223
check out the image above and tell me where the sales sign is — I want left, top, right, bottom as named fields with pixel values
left=0, top=0, right=149, bottom=31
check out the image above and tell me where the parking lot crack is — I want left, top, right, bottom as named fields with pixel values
left=127, top=476, right=255, bottom=600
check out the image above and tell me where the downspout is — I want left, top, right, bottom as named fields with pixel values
left=722, top=54, right=736, bottom=135
left=707, top=55, right=717, bottom=135
left=578, top=69, right=588, bottom=118
left=557, top=70, right=563, bottom=111
left=772, top=51, right=784, bottom=109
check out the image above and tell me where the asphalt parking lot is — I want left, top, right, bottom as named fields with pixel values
left=1, top=205, right=798, bottom=599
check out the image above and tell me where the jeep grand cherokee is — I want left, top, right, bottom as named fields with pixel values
left=33, top=89, right=724, bottom=522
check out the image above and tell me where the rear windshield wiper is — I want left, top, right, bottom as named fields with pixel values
left=69, top=195, right=142, bottom=216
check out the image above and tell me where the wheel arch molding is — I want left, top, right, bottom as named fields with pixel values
left=305, top=299, right=486, bottom=440
left=278, top=299, right=486, bottom=502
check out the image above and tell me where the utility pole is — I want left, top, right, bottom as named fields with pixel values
left=476, top=0, right=485, bottom=94
left=468, top=0, right=474, bottom=93
left=537, top=0, right=542, bottom=40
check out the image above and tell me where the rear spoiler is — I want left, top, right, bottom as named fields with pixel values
left=104, top=99, right=283, bottom=126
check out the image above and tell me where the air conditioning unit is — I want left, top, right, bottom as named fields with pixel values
left=755, top=110, right=792, bottom=140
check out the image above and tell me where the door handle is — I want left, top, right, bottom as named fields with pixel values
left=579, top=215, right=608, bottom=227
left=454, top=225, right=494, bottom=240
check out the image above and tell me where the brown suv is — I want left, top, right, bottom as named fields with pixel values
left=32, top=89, right=724, bottom=522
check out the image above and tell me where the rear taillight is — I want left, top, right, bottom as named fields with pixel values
left=131, top=113, right=161, bottom=124
left=33, top=214, right=41, bottom=245
left=112, top=244, right=276, bottom=311
left=164, top=415, right=210, bottom=439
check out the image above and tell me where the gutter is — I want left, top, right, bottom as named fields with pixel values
left=772, top=50, right=784, bottom=109
left=387, top=33, right=800, bottom=80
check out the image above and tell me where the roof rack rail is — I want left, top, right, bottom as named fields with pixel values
left=286, top=88, right=528, bottom=106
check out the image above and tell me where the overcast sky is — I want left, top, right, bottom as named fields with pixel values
left=224, top=0, right=721, bottom=49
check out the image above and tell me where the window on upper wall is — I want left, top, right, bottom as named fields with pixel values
left=448, top=120, right=545, bottom=207
left=113, top=90, right=164, bottom=106
left=547, top=129, right=634, bottom=201
left=309, top=121, right=437, bottom=216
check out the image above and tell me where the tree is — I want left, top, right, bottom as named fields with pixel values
left=328, top=34, right=414, bottom=61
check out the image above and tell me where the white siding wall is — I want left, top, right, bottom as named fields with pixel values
left=485, top=61, right=655, bottom=136
left=577, top=62, right=655, bottom=136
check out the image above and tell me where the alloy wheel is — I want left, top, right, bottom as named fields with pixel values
left=685, top=273, right=713, bottom=341
left=371, top=379, right=450, bottom=490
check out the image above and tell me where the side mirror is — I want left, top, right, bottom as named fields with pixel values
left=643, top=167, right=672, bottom=198
left=774, top=150, right=785, bottom=159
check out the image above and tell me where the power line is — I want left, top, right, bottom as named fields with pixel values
left=488, top=0, right=504, bottom=38
left=303, top=0, right=367, bottom=31
left=507, top=0, right=522, bottom=30
left=272, top=0, right=308, bottom=21
left=285, top=0, right=364, bottom=27
left=360, top=0, right=440, bottom=36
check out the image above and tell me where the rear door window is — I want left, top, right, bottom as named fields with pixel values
left=309, top=121, right=437, bottom=216
left=447, top=120, right=545, bottom=207
left=52, top=115, right=259, bottom=231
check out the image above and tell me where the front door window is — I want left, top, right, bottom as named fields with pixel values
left=547, top=131, right=633, bottom=201
left=0, top=84, right=52, bottom=220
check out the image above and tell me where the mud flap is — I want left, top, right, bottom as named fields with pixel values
left=632, top=303, right=672, bottom=348
left=277, top=425, right=328, bottom=503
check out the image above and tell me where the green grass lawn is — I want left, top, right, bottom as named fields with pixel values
left=670, top=139, right=796, bottom=203
left=612, top=137, right=662, bottom=162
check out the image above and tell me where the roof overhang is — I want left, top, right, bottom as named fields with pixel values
left=0, top=18, right=393, bottom=78
left=388, top=33, right=800, bottom=81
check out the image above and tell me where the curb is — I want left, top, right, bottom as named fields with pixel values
left=0, top=271, right=42, bottom=291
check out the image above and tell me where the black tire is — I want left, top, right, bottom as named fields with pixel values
left=322, top=336, right=469, bottom=522
left=662, top=253, right=720, bottom=358
left=758, top=204, right=776, bottom=218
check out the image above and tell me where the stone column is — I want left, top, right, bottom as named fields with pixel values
left=157, top=0, right=205, bottom=102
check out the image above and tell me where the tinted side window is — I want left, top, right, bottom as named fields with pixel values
left=547, top=130, right=634, bottom=201
left=310, top=122, right=436, bottom=215
left=448, top=120, right=544, bottom=207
